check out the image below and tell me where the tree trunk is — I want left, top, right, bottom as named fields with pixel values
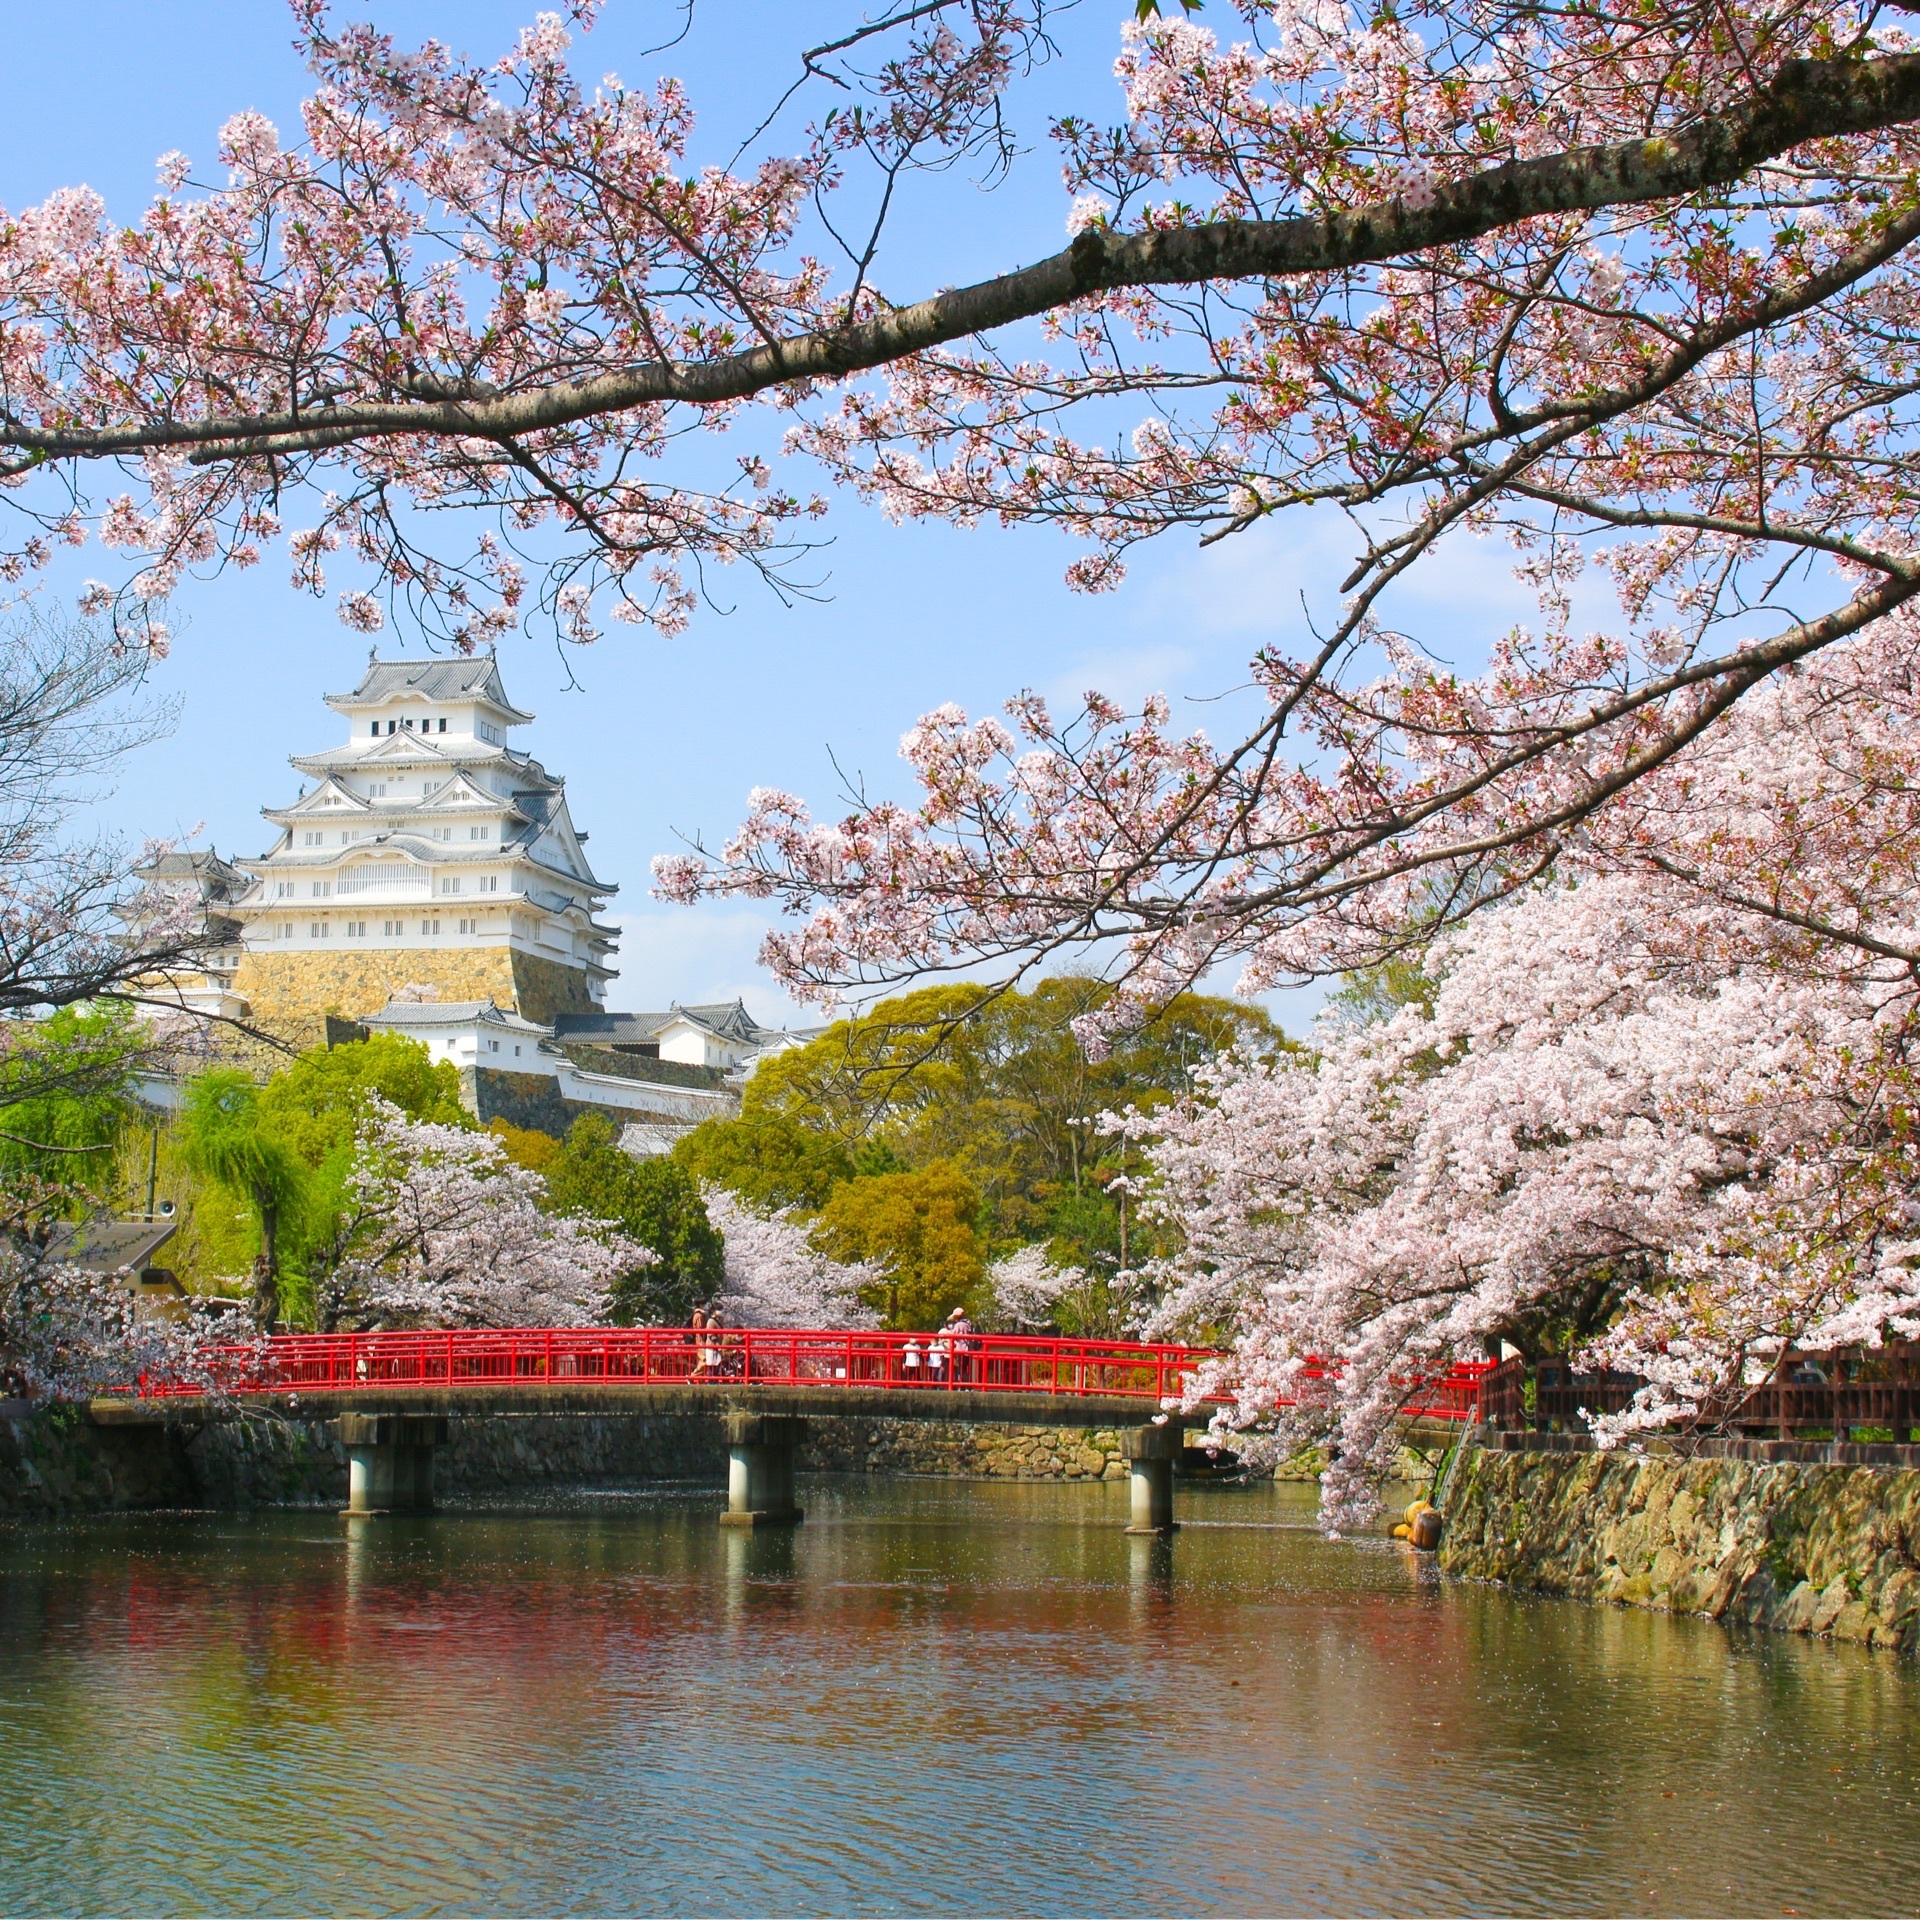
left=253, top=1192, right=281, bottom=1332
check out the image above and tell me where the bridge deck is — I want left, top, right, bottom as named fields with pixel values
left=91, top=1382, right=1193, bottom=1428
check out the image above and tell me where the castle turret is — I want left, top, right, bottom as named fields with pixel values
left=227, top=654, right=618, bottom=1039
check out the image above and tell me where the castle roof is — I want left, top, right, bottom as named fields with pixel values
left=132, top=848, right=250, bottom=899
left=326, top=654, right=533, bottom=723
left=365, top=998, right=552, bottom=1038
left=553, top=999, right=786, bottom=1049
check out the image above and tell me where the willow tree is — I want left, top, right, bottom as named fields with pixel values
left=179, top=1071, right=306, bottom=1331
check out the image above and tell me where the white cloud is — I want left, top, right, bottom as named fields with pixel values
left=1040, top=640, right=1195, bottom=714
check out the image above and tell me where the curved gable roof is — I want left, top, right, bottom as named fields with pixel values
left=326, top=654, right=533, bottom=723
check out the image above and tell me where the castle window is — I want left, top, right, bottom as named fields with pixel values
left=310, top=881, right=330, bottom=897
left=302, top=832, right=320, bottom=846
left=369, top=783, right=386, bottom=798
left=470, top=825, right=489, bottom=840
left=369, top=722, right=378, bottom=736
left=457, top=917, right=477, bottom=934
left=438, top=718, right=447, bottom=732
left=346, top=920, right=366, bottom=938
left=422, top=918, right=440, bottom=935
left=382, top=918, right=400, bottom=936
left=478, top=875, right=500, bottom=893
left=440, top=878, right=459, bottom=894
left=310, top=921, right=327, bottom=937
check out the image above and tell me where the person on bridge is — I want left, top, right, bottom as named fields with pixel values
left=901, top=1338, right=922, bottom=1383
left=693, top=1309, right=723, bottom=1380
left=945, top=1308, right=977, bottom=1386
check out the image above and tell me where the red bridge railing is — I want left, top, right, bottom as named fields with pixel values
left=141, top=1327, right=1222, bottom=1405
left=133, top=1328, right=1497, bottom=1420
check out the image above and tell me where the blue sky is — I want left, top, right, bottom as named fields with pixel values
left=0, top=2, right=1551, bottom=1035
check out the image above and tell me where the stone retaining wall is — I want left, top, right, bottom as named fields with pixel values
left=0, top=1403, right=197, bottom=1515
left=1441, top=1441, right=1920, bottom=1655
left=804, top=1417, right=1131, bottom=1481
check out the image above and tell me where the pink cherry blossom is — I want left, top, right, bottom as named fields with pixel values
left=703, top=1186, right=881, bottom=1329
left=320, top=1100, right=649, bottom=1328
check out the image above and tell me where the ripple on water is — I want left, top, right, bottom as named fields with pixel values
left=0, top=1478, right=1916, bottom=1916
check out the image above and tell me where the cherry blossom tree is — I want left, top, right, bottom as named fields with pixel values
left=703, top=1185, right=881, bottom=1329
left=981, top=1242, right=1085, bottom=1330
left=0, top=3, right=1914, bottom=1004
left=0, top=1250, right=219, bottom=1401
left=315, top=1099, right=647, bottom=1328
left=0, top=1168, right=222, bottom=1401
left=1124, top=620, right=1920, bottom=1521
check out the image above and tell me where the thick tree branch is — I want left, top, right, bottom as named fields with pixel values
left=1, top=50, right=1914, bottom=470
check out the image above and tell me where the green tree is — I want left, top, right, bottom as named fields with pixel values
left=243, top=1036, right=476, bottom=1326
left=0, top=1004, right=143, bottom=1214
left=811, top=1162, right=983, bottom=1329
left=744, top=978, right=1287, bottom=1270
left=257, top=1033, right=470, bottom=1167
left=546, top=1115, right=723, bottom=1324
left=671, top=1110, right=854, bottom=1212
left=178, top=1071, right=307, bottom=1330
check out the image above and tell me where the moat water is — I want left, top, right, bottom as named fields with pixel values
left=1, top=1476, right=1917, bottom=1916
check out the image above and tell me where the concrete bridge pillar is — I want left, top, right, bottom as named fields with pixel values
left=339, top=1413, right=449, bottom=1515
left=721, top=1412, right=807, bottom=1528
left=1123, top=1424, right=1182, bottom=1535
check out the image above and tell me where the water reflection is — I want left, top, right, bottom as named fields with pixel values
left=1, top=1477, right=1916, bottom=1916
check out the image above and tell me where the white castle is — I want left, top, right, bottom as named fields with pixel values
left=233, top=652, right=617, bottom=1019
left=138, top=654, right=798, bottom=1143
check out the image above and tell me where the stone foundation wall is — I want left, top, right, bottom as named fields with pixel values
left=233, top=946, right=522, bottom=1043
left=466, top=1067, right=591, bottom=1137
left=0, top=1404, right=198, bottom=1515
left=230, top=945, right=599, bottom=1043
left=804, top=1417, right=1132, bottom=1481
left=508, top=950, right=599, bottom=1024
left=1441, top=1442, right=1920, bottom=1655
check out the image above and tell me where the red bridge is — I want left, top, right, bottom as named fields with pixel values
left=147, top=1325, right=1222, bottom=1407
left=135, top=1325, right=1490, bottom=1418
left=108, top=1328, right=1491, bottom=1533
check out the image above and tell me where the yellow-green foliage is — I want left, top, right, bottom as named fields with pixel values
left=161, top=1035, right=473, bottom=1309
left=112, top=1120, right=255, bottom=1297
left=488, top=1118, right=561, bottom=1175
left=811, top=1161, right=984, bottom=1329
left=0, top=1003, right=144, bottom=1215
left=257, top=1034, right=470, bottom=1164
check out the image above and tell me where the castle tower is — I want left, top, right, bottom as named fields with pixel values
left=228, top=655, right=618, bottom=1040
